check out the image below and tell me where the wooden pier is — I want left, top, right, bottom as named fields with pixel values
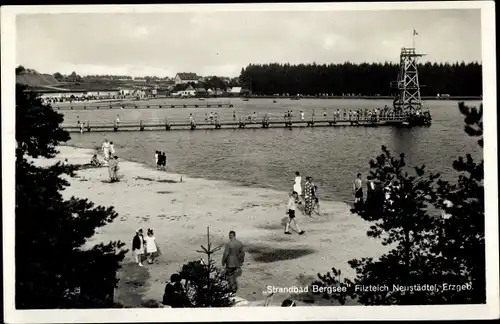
left=52, top=102, right=234, bottom=110
left=63, top=113, right=431, bottom=133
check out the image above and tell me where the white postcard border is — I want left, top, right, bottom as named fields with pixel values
left=2, top=1, right=498, bottom=322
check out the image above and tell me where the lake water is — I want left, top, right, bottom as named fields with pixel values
left=64, top=98, right=483, bottom=203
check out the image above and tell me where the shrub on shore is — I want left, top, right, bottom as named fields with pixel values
left=312, top=102, right=485, bottom=305
left=15, top=83, right=127, bottom=308
left=177, top=228, right=235, bottom=307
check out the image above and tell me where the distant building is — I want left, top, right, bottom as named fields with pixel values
left=86, top=90, right=121, bottom=97
left=118, top=88, right=135, bottom=96
left=213, top=88, right=225, bottom=96
left=228, top=87, right=242, bottom=94
left=37, top=90, right=86, bottom=100
left=174, top=73, right=200, bottom=85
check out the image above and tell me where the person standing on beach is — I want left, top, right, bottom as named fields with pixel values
left=112, top=156, right=120, bottom=181
left=222, top=231, right=245, bottom=293
left=157, top=152, right=163, bottom=170
left=209, top=112, right=214, bottom=124
left=303, top=177, right=314, bottom=217
left=353, top=173, right=363, bottom=203
left=366, top=176, right=375, bottom=203
left=116, top=114, right=121, bottom=125
left=285, top=191, right=305, bottom=235
left=310, top=179, right=320, bottom=215
left=132, top=229, right=145, bottom=267
left=161, top=152, right=167, bottom=170
left=108, top=156, right=117, bottom=181
left=157, top=152, right=166, bottom=171
left=293, top=172, right=302, bottom=204
left=102, top=139, right=111, bottom=162
left=155, top=151, right=160, bottom=169
left=233, top=111, right=236, bottom=121
left=300, top=110, right=305, bottom=121
left=109, top=141, right=116, bottom=155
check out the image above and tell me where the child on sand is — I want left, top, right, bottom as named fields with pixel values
left=132, top=229, right=144, bottom=267
left=90, top=154, right=101, bottom=167
left=144, top=229, right=160, bottom=264
left=285, top=191, right=305, bottom=235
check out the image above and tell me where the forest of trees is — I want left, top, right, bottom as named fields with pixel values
left=238, top=62, right=482, bottom=97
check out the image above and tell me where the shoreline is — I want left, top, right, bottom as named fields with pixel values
left=63, top=143, right=345, bottom=204
left=32, top=145, right=388, bottom=307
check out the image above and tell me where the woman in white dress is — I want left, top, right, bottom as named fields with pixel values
left=293, top=171, right=302, bottom=204
left=101, top=139, right=111, bottom=162
left=144, top=229, right=160, bottom=264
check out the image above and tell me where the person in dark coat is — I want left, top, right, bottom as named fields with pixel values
left=366, top=176, right=375, bottom=203
left=132, top=229, right=144, bottom=266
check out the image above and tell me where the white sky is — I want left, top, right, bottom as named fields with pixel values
left=16, top=9, right=482, bottom=77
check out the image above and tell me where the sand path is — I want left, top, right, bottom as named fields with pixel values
left=32, top=146, right=387, bottom=306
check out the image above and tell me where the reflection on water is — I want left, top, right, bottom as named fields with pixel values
left=65, top=99, right=483, bottom=202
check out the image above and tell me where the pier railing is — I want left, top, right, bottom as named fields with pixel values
left=64, top=111, right=422, bottom=132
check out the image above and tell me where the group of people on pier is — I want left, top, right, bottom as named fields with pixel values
left=73, top=105, right=430, bottom=133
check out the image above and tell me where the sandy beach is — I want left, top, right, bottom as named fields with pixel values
left=32, top=146, right=388, bottom=307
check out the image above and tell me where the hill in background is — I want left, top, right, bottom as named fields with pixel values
left=16, top=72, right=60, bottom=87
